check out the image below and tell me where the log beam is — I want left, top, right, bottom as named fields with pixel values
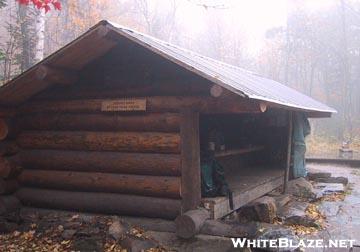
left=19, top=113, right=180, bottom=132
left=180, top=109, right=201, bottom=212
left=16, top=187, right=181, bottom=219
left=36, top=65, right=78, bottom=85
left=17, top=131, right=180, bottom=153
left=21, top=96, right=265, bottom=114
left=18, top=149, right=181, bottom=176
left=18, top=170, right=181, bottom=199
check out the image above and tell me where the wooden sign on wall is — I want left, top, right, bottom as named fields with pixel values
left=101, top=98, right=147, bottom=112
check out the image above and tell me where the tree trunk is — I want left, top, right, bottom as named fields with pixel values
left=34, top=8, right=45, bottom=63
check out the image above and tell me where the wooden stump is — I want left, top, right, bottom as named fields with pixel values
left=0, top=157, right=21, bottom=179
left=175, top=208, right=210, bottom=239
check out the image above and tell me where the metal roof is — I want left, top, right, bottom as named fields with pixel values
left=0, top=20, right=336, bottom=115
left=108, top=21, right=335, bottom=114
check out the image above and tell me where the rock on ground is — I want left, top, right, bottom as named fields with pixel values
left=237, top=196, right=277, bottom=223
left=120, top=235, right=158, bottom=252
left=108, top=218, right=129, bottom=240
left=255, top=225, right=299, bottom=252
left=286, top=177, right=316, bottom=199
left=314, top=183, right=345, bottom=195
left=279, top=201, right=318, bottom=228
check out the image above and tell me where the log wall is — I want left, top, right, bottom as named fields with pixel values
left=0, top=113, right=21, bottom=215
left=7, top=63, right=261, bottom=219
left=14, top=99, right=185, bottom=218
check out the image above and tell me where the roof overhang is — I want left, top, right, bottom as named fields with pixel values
left=0, top=20, right=336, bottom=118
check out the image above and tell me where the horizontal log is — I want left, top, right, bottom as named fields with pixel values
left=0, top=196, right=21, bottom=215
left=18, top=149, right=181, bottom=176
left=16, top=187, right=181, bottom=219
left=18, top=170, right=181, bottom=198
left=20, top=96, right=264, bottom=114
left=17, top=131, right=180, bottom=153
left=18, top=113, right=180, bottom=132
left=0, top=179, right=18, bottom=195
left=36, top=65, right=78, bottom=85
left=0, top=141, right=19, bottom=156
left=0, top=157, right=22, bottom=179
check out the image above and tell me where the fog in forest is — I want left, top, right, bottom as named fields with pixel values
left=0, top=0, right=359, bottom=156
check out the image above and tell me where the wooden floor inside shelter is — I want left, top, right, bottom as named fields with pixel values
left=202, top=166, right=284, bottom=219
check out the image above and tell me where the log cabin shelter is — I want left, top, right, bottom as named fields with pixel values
left=0, top=20, right=336, bottom=220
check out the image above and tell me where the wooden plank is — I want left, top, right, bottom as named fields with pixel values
left=215, top=146, right=264, bottom=158
left=180, top=109, right=201, bottom=213
left=17, top=131, right=180, bottom=153
left=202, top=175, right=284, bottom=219
left=283, top=111, right=293, bottom=192
left=16, top=187, right=181, bottom=219
left=18, top=170, right=181, bottom=199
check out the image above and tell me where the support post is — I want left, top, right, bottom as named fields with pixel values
left=180, top=109, right=201, bottom=213
left=283, top=111, right=293, bottom=193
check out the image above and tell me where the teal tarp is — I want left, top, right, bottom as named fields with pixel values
left=292, top=112, right=311, bottom=178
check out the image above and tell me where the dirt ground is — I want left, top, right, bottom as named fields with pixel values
left=303, top=162, right=360, bottom=251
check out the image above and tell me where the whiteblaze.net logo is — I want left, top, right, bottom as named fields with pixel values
left=231, top=238, right=356, bottom=249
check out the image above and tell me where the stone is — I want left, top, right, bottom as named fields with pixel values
left=73, top=238, right=103, bottom=252
left=279, top=201, right=318, bottom=228
left=318, top=202, right=340, bottom=217
left=313, top=176, right=349, bottom=185
left=314, top=183, right=345, bottom=195
left=63, top=221, right=81, bottom=229
left=286, top=177, right=316, bottom=199
left=79, top=214, right=95, bottom=224
left=78, top=227, right=101, bottom=236
left=256, top=225, right=299, bottom=252
left=307, top=172, right=332, bottom=180
left=62, top=229, right=77, bottom=240
left=272, top=194, right=292, bottom=209
left=0, top=217, right=19, bottom=234
left=108, top=220, right=128, bottom=240
left=120, top=235, right=158, bottom=252
left=238, top=196, right=277, bottom=223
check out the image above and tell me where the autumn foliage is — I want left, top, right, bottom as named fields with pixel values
left=16, top=0, right=61, bottom=12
